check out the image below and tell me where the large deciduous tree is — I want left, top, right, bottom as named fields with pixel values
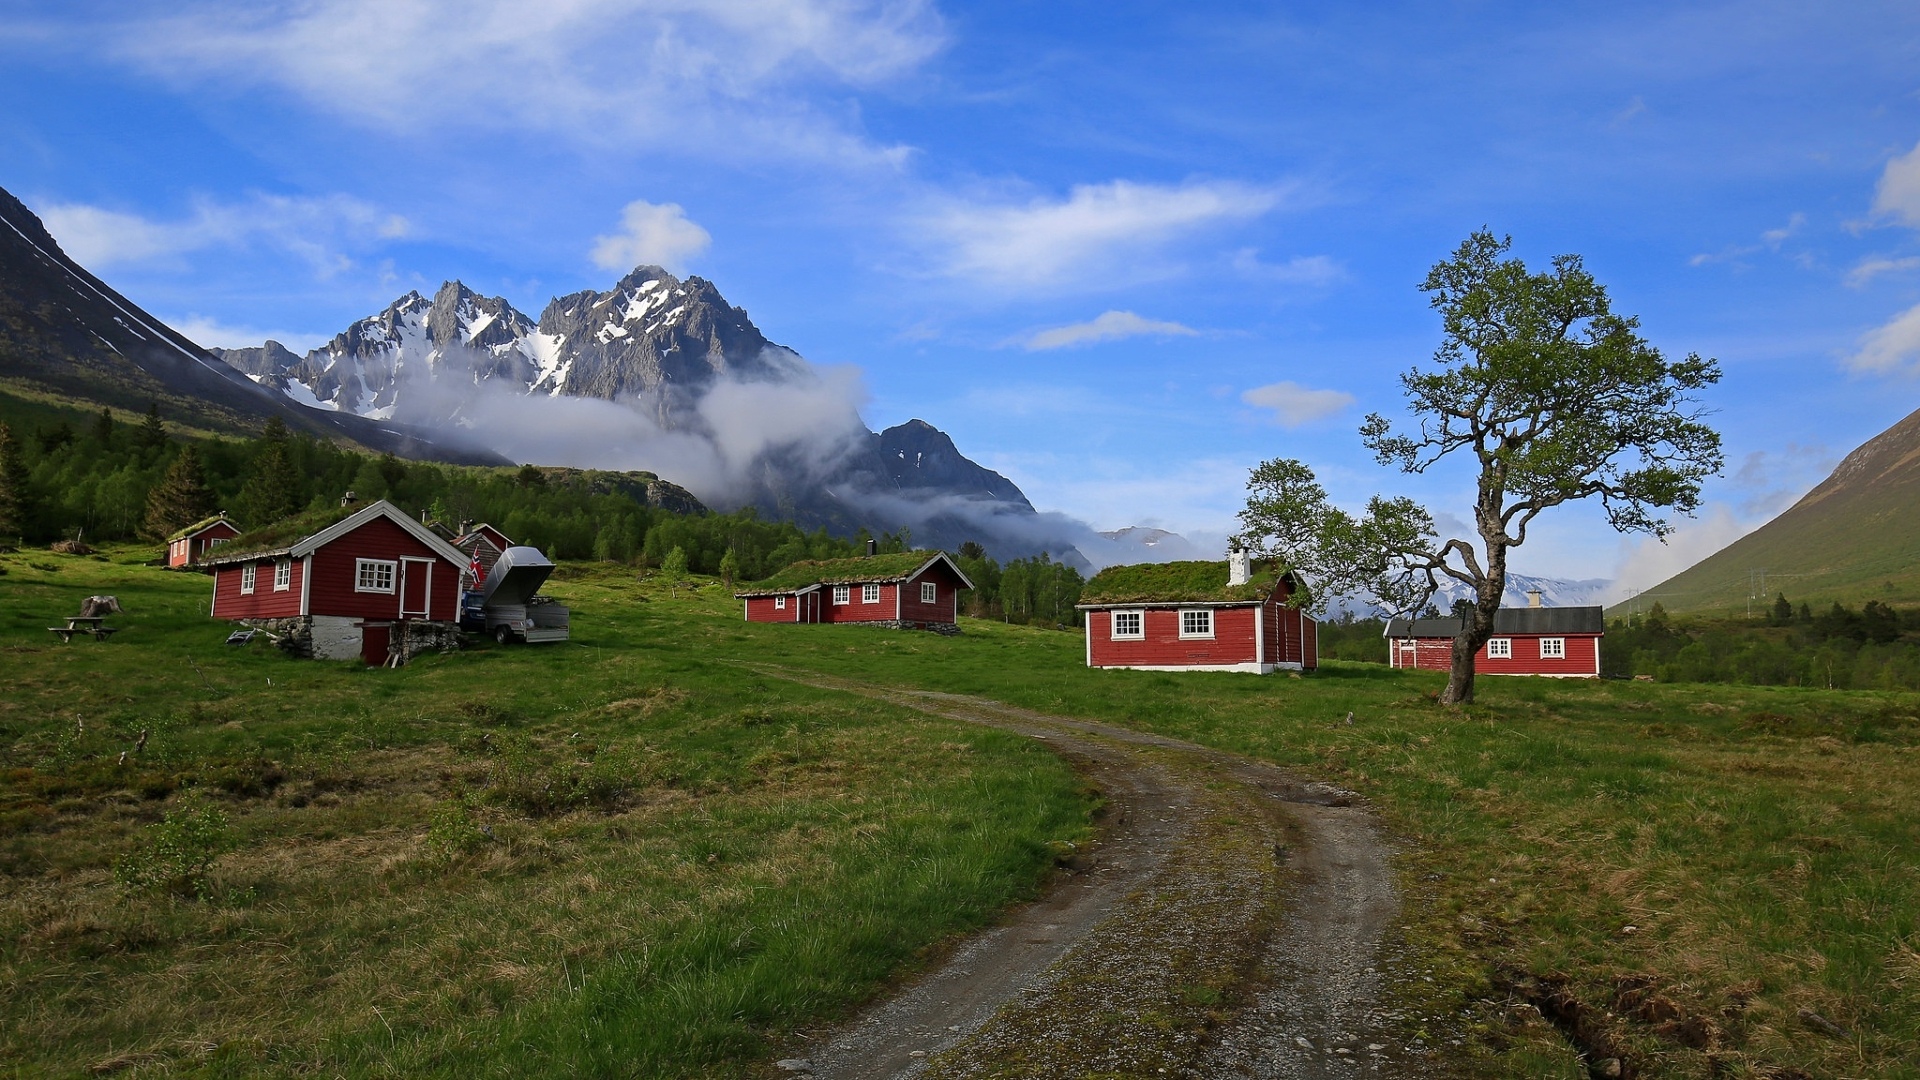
left=1235, top=230, right=1723, bottom=704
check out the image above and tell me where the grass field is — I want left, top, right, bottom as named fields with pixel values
left=4, top=547, right=1918, bottom=1078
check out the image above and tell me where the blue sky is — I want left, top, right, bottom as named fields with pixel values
left=6, top=1, right=1920, bottom=591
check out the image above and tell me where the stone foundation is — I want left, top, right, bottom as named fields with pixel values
left=855, top=620, right=960, bottom=635
left=236, top=616, right=465, bottom=663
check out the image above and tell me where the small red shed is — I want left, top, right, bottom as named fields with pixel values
left=1384, top=604, right=1603, bottom=678
left=203, top=499, right=470, bottom=663
left=166, top=514, right=241, bottom=567
left=736, top=551, right=973, bottom=631
left=1078, top=554, right=1318, bottom=674
left=453, top=523, right=513, bottom=587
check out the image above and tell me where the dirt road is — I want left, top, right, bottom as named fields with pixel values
left=754, top=670, right=1417, bottom=1079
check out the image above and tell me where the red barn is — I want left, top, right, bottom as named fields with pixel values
left=166, top=515, right=241, bottom=567
left=1384, top=604, right=1603, bottom=677
left=1078, top=554, right=1318, bottom=674
left=736, top=551, right=973, bottom=631
left=203, top=499, right=470, bottom=664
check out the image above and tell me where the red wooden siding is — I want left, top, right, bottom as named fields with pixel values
left=211, top=557, right=305, bottom=620
left=1389, top=633, right=1599, bottom=676
left=307, top=517, right=462, bottom=622
left=817, top=582, right=893, bottom=623
left=1088, top=605, right=1260, bottom=667
left=171, top=521, right=241, bottom=567
left=1264, top=603, right=1319, bottom=670
left=745, top=595, right=801, bottom=622
left=898, top=565, right=965, bottom=624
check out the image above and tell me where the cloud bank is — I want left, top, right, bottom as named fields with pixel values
left=1022, top=310, right=1198, bottom=351
left=39, top=192, right=408, bottom=273
left=1846, top=300, right=1920, bottom=376
left=590, top=200, right=712, bottom=272
left=1874, top=139, right=1920, bottom=227
left=1240, top=381, right=1355, bottom=427
left=924, top=179, right=1284, bottom=288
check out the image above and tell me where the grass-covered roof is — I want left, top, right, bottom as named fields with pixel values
left=1080, top=559, right=1293, bottom=605
left=739, top=551, right=948, bottom=595
left=201, top=503, right=362, bottom=564
left=166, top=515, right=235, bottom=542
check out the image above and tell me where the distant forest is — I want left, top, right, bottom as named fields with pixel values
left=1605, top=598, right=1920, bottom=691
left=0, top=403, right=1084, bottom=622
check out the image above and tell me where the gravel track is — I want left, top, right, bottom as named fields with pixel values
left=750, top=669, right=1414, bottom=1079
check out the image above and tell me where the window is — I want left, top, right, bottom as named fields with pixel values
left=862, top=583, right=881, bottom=604
left=356, top=558, right=397, bottom=593
left=833, top=585, right=850, bottom=605
left=774, top=595, right=787, bottom=610
left=240, top=564, right=255, bottom=593
left=1486, top=637, right=1512, bottom=659
left=1179, top=608, right=1213, bottom=639
left=921, top=581, right=937, bottom=604
left=207, top=537, right=227, bottom=550
left=1539, top=637, right=1565, bottom=659
left=274, top=559, right=292, bottom=591
left=1111, top=610, right=1144, bottom=639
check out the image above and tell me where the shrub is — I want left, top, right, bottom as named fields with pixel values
left=113, top=792, right=237, bottom=899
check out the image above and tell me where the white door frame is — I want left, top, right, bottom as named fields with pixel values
left=399, top=557, right=434, bottom=618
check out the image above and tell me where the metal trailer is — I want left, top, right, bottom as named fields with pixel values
left=470, top=546, right=571, bottom=644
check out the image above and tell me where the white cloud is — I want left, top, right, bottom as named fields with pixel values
left=1688, top=212, right=1804, bottom=267
left=1845, top=300, right=1920, bottom=376
left=1230, top=249, right=1344, bottom=285
left=1239, top=380, right=1356, bottom=427
left=96, top=0, right=943, bottom=164
left=923, top=179, right=1285, bottom=288
left=1606, top=505, right=1757, bottom=604
left=1873, top=139, right=1920, bottom=228
left=39, top=193, right=409, bottom=273
left=167, top=315, right=329, bottom=354
left=590, top=200, right=712, bottom=272
left=1761, top=211, right=1805, bottom=247
left=1022, top=310, right=1198, bottom=351
left=1845, top=255, right=1920, bottom=287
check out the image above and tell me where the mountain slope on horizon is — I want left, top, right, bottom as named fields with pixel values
left=0, top=184, right=504, bottom=465
left=1619, top=404, right=1920, bottom=615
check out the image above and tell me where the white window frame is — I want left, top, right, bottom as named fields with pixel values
left=1111, top=610, right=1145, bottom=640
left=207, top=537, right=227, bottom=550
left=774, top=595, right=787, bottom=610
left=832, top=585, right=850, bottom=605
left=274, top=559, right=292, bottom=591
left=921, top=581, right=937, bottom=604
left=862, top=583, right=881, bottom=604
left=239, top=563, right=255, bottom=594
left=356, top=558, right=397, bottom=594
left=1178, top=608, right=1214, bottom=640
left=1539, top=636, right=1565, bottom=659
left=1486, top=637, right=1512, bottom=659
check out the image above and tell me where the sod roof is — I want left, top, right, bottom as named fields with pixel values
left=166, top=515, right=237, bottom=542
left=739, top=551, right=953, bottom=595
left=1079, top=559, right=1295, bottom=605
left=201, top=504, right=362, bottom=564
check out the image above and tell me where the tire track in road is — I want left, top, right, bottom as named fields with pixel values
left=748, top=669, right=1414, bottom=1079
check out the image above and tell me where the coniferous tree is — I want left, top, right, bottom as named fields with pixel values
left=718, top=546, right=739, bottom=587
left=143, top=445, right=216, bottom=539
left=36, top=421, right=74, bottom=454
left=237, top=421, right=301, bottom=524
left=91, top=408, right=115, bottom=447
left=0, top=423, right=31, bottom=541
left=138, top=404, right=168, bottom=451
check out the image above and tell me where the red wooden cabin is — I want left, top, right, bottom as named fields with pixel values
left=1384, top=604, right=1603, bottom=677
left=1078, top=554, right=1318, bottom=674
left=203, top=500, right=470, bottom=664
left=166, top=515, right=241, bottom=567
left=736, top=551, right=973, bottom=631
left=452, top=523, right=513, bottom=587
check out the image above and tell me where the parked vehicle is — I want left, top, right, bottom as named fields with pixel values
left=465, top=546, right=571, bottom=644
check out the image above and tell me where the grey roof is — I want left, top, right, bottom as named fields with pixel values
left=1384, top=605, right=1604, bottom=638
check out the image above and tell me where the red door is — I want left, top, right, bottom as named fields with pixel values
left=361, top=624, right=391, bottom=666
left=400, top=558, right=433, bottom=618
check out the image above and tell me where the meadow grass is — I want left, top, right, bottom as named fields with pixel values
left=0, top=550, right=1090, bottom=1078
left=696, top=591, right=1920, bottom=1079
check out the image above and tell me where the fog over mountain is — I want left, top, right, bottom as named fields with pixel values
left=217, top=268, right=1108, bottom=562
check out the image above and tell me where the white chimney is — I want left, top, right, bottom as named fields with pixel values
left=1228, top=549, right=1251, bottom=586
left=1526, top=588, right=1543, bottom=608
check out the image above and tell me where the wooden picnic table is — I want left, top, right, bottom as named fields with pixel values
left=48, top=616, right=119, bottom=643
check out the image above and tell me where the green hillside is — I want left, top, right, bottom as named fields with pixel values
left=1620, top=404, right=1920, bottom=615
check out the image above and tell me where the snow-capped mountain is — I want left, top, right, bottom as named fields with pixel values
left=215, top=269, right=791, bottom=424
left=218, top=268, right=1079, bottom=558
left=1427, top=573, right=1614, bottom=612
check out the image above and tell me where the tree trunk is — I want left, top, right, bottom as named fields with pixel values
left=1441, top=498, right=1511, bottom=706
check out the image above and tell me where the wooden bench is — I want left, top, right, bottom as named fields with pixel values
left=48, top=617, right=118, bottom=642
